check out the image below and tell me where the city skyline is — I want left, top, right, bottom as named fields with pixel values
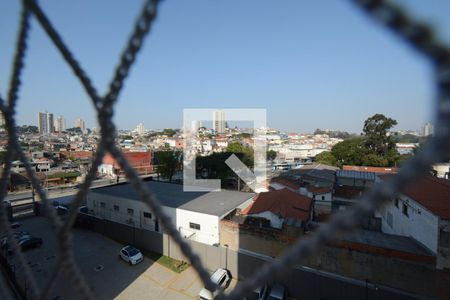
left=22, top=110, right=433, bottom=135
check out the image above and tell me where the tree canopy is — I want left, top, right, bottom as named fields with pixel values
left=363, top=114, right=397, bottom=156
left=161, top=128, right=176, bottom=137
left=154, top=151, right=181, bottom=182
left=314, top=151, right=337, bottom=166
left=226, top=142, right=253, bottom=167
left=314, top=129, right=353, bottom=140
left=16, top=125, right=38, bottom=134
left=266, top=150, right=277, bottom=161
left=314, top=114, right=400, bottom=167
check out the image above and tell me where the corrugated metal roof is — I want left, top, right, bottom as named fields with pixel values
left=336, top=170, right=376, bottom=181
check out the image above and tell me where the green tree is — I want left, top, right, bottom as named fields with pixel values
left=266, top=150, right=277, bottom=161
left=226, top=141, right=244, bottom=153
left=314, top=129, right=353, bottom=140
left=331, top=137, right=367, bottom=167
left=361, top=154, right=388, bottom=167
left=154, top=151, right=181, bottom=182
left=16, top=125, right=38, bottom=134
left=162, top=128, right=176, bottom=137
left=314, top=151, right=336, bottom=166
left=196, top=152, right=239, bottom=181
left=363, top=114, right=397, bottom=156
left=226, top=142, right=253, bottom=167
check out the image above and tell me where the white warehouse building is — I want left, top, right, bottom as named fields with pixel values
left=87, top=181, right=254, bottom=245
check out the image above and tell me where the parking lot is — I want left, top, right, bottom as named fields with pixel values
left=3, top=217, right=238, bottom=299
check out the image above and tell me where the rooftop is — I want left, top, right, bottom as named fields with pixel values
left=90, top=181, right=254, bottom=218
left=342, top=165, right=398, bottom=174
left=242, top=188, right=312, bottom=221
left=336, top=170, right=376, bottom=181
left=270, top=177, right=301, bottom=191
left=307, top=185, right=332, bottom=194
left=342, top=229, right=434, bottom=256
left=333, top=185, right=365, bottom=200
left=401, top=175, right=450, bottom=220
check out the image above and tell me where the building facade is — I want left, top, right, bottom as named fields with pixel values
left=375, top=175, right=450, bottom=270
left=87, top=181, right=254, bottom=245
left=38, top=112, right=54, bottom=134
left=422, top=122, right=434, bottom=137
left=54, top=115, right=66, bottom=132
left=75, top=118, right=86, bottom=133
left=213, top=110, right=225, bottom=134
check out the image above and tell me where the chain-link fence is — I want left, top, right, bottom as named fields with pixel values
left=0, top=0, right=449, bottom=299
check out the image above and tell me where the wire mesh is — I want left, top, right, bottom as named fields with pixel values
left=0, top=0, right=449, bottom=299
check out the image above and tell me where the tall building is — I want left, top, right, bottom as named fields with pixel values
left=191, top=120, right=202, bottom=132
left=0, top=112, right=5, bottom=132
left=422, top=122, right=434, bottom=137
left=75, top=118, right=86, bottom=134
left=54, top=115, right=66, bottom=132
left=213, top=110, right=225, bottom=134
left=38, top=112, right=54, bottom=134
left=0, top=112, right=5, bottom=126
left=134, top=123, right=145, bottom=135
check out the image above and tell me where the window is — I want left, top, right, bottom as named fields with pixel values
left=189, top=222, right=201, bottom=230
left=113, top=205, right=119, bottom=211
left=143, top=212, right=152, bottom=219
left=218, top=276, right=226, bottom=286
left=321, top=196, right=325, bottom=201
left=402, top=203, right=409, bottom=217
left=395, top=198, right=399, bottom=208
left=100, top=202, right=106, bottom=208
left=127, top=208, right=134, bottom=215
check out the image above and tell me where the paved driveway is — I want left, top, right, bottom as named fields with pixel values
left=3, top=217, right=237, bottom=300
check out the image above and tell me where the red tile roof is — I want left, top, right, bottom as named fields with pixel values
left=242, top=188, right=312, bottom=221
left=102, top=151, right=153, bottom=174
left=343, top=165, right=398, bottom=174
left=270, top=177, right=301, bottom=191
left=401, top=176, right=450, bottom=220
left=307, top=186, right=332, bottom=194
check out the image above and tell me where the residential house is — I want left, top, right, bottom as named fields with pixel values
left=241, top=188, right=312, bottom=230
left=98, top=151, right=154, bottom=177
left=376, top=175, right=450, bottom=270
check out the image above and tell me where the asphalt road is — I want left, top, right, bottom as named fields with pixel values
left=3, top=217, right=238, bottom=299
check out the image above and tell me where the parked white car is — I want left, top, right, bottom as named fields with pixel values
left=198, top=268, right=232, bottom=300
left=119, top=245, right=143, bottom=265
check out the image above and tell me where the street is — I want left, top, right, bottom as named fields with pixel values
left=2, top=217, right=238, bottom=300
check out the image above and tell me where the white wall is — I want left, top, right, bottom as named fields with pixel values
left=97, top=164, right=115, bottom=177
left=87, top=193, right=221, bottom=245
left=248, top=211, right=283, bottom=229
left=176, top=209, right=220, bottom=245
left=376, top=194, right=439, bottom=253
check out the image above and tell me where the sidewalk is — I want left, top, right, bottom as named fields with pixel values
left=116, top=263, right=238, bottom=300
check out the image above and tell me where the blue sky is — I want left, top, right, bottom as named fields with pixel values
left=1, top=0, right=450, bottom=133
